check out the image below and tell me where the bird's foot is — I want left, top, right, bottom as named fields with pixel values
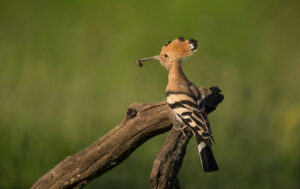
left=173, top=124, right=189, bottom=138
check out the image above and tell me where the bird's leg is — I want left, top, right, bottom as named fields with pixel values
left=172, top=123, right=189, bottom=138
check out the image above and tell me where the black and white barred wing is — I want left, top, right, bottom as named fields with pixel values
left=167, top=91, right=219, bottom=172
left=166, top=91, right=211, bottom=139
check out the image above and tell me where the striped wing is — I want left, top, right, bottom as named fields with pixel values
left=166, top=91, right=211, bottom=139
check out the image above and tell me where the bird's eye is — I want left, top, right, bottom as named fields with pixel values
left=164, top=54, right=168, bottom=58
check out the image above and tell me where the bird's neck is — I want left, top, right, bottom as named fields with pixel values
left=168, top=62, right=188, bottom=85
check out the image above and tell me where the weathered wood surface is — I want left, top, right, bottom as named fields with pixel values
left=31, top=87, right=223, bottom=189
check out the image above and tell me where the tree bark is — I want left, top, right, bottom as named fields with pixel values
left=150, top=126, right=193, bottom=189
left=31, top=87, right=223, bottom=189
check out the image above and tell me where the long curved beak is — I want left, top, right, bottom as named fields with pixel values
left=136, top=55, right=160, bottom=67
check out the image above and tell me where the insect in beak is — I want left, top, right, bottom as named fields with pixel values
left=136, top=55, right=160, bottom=67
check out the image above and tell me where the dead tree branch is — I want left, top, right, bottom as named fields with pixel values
left=31, top=87, right=223, bottom=189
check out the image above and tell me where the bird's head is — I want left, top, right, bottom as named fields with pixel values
left=136, top=37, right=198, bottom=70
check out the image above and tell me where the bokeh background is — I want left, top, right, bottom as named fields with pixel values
left=1, top=0, right=299, bottom=188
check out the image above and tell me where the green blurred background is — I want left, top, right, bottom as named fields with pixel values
left=0, top=0, right=299, bottom=188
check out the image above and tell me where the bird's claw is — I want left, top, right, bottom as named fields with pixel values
left=173, top=124, right=189, bottom=138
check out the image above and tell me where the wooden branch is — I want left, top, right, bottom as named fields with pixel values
left=150, top=126, right=193, bottom=189
left=31, top=87, right=223, bottom=189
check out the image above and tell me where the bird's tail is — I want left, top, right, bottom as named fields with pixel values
left=197, top=140, right=219, bottom=172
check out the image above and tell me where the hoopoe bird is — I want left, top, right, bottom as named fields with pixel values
left=136, top=37, right=219, bottom=172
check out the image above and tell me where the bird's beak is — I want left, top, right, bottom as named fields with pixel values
left=136, top=55, right=160, bottom=67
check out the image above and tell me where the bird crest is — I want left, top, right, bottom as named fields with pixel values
left=136, top=37, right=198, bottom=69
